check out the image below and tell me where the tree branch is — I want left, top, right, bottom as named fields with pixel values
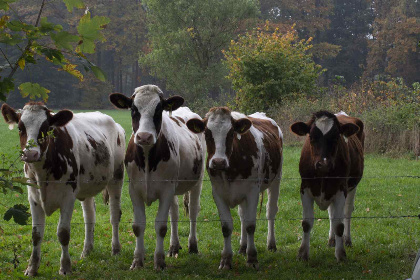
left=0, top=48, right=13, bottom=69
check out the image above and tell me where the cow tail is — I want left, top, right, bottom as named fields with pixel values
left=102, top=189, right=109, bottom=205
left=183, top=193, right=190, bottom=218
left=258, top=191, right=264, bottom=218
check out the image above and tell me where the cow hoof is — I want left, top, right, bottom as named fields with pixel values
left=168, top=244, right=182, bottom=257
left=267, top=243, right=277, bottom=252
left=336, top=249, right=347, bottom=262
left=59, top=267, right=72, bottom=276
left=188, top=242, right=198, bottom=254
left=238, top=245, right=247, bottom=255
left=112, top=243, right=121, bottom=255
left=218, top=254, right=232, bottom=270
left=344, top=236, right=352, bottom=247
left=246, top=261, right=259, bottom=270
left=81, top=247, right=93, bottom=258
left=130, top=258, right=144, bottom=270
left=298, top=246, right=309, bottom=261
left=154, top=252, right=166, bottom=270
left=328, top=237, right=336, bottom=247
left=24, top=267, right=38, bottom=277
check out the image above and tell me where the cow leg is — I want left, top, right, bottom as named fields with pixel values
left=344, top=187, right=356, bottom=247
left=188, top=184, right=201, bottom=254
left=244, top=190, right=259, bottom=269
left=107, top=183, right=123, bottom=255
left=298, top=189, right=314, bottom=261
left=238, top=203, right=247, bottom=255
left=154, top=190, right=173, bottom=270
left=25, top=195, right=45, bottom=276
left=81, top=197, right=95, bottom=258
left=331, top=191, right=346, bottom=261
left=213, top=191, right=233, bottom=270
left=328, top=206, right=335, bottom=247
left=129, top=185, right=146, bottom=270
left=168, top=195, right=181, bottom=257
left=266, top=181, right=280, bottom=252
left=57, top=198, right=75, bottom=275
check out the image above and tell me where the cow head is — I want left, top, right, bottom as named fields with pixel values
left=109, top=85, right=184, bottom=148
left=187, top=107, right=251, bottom=170
left=1, top=102, right=73, bottom=162
left=290, top=111, right=359, bottom=173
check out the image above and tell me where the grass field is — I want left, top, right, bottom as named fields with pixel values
left=0, top=109, right=419, bottom=279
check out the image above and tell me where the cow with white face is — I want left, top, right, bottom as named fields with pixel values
left=290, top=111, right=364, bottom=261
left=187, top=107, right=283, bottom=270
left=109, top=85, right=206, bottom=270
left=1, top=102, right=125, bottom=276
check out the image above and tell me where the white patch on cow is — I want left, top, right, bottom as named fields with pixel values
left=343, top=135, right=348, bottom=143
left=249, top=112, right=283, bottom=139
left=237, top=134, right=241, bottom=140
left=206, top=110, right=233, bottom=168
left=8, top=123, right=15, bottom=130
left=315, top=116, right=334, bottom=135
left=335, top=111, right=348, bottom=117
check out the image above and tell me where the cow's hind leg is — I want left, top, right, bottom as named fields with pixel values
left=298, top=189, right=314, bottom=261
left=266, top=180, right=280, bottom=252
left=81, top=197, right=95, bottom=258
left=188, top=183, right=201, bottom=254
left=238, top=204, right=247, bottom=255
left=25, top=193, right=45, bottom=276
left=57, top=197, right=75, bottom=275
left=168, top=195, right=181, bottom=257
left=107, top=182, right=123, bottom=255
left=344, top=187, right=356, bottom=247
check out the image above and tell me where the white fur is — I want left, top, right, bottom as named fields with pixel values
left=315, top=116, right=334, bottom=135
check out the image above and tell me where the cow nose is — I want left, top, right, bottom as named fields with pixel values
left=211, top=158, right=228, bottom=170
left=22, top=150, right=40, bottom=162
left=315, top=159, right=329, bottom=171
left=136, top=132, right=154, bottom=146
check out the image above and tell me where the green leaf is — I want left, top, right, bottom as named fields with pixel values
left=0, top=32, right=22, bottom=45
left=39, top=17, right=62, bottom=33
left=51, top=31, right=79, bottom=50
left=90, top=65, right=106, bottom=81
left=0, top=77, right=14, bottom=101
left=77, top=12, right=110, bottom=54
left=0, top=0, right=16, bottom=11
left=18, top=82, right=50, bottom=102
left=3, top=204, right=30, bottom=225
left=39, top=47, right=64, bottom=64
left=63, top=0, right=85, bottom=12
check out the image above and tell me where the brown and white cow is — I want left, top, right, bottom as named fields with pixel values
left=290, top=111, right=364, bottom=261
left=187, top=107, right=283, bottom=269
left=1, top=102, right=125, bottom=275
left=109, top=85, right=206, bottom=270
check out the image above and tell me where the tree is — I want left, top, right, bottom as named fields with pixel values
left=224, top=24, right=323, bottom=112
left=139, top=0, right=259, bottom=101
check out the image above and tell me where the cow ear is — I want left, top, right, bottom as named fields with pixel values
left=187, top=118, right=205, bottom=134
left=163, top=95, right=184, bottom=111
left=1, top=103, right=20, bottom=128
left=341, top=123, right=359, bottom=137
left=109, top=93, right=133, bottom=109
left=233, top=118, right=252, bottom=134
left=50, top=110, right=73, bottom=127
left=290, top=122, right=310, bottom=136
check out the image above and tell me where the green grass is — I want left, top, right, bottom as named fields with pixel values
left=0, top=109, right=419, bottom=279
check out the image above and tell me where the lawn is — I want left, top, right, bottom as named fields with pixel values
left=0, top=109, right=419, bottom=279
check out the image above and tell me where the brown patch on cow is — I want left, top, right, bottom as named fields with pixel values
left=246, top=224, right=256, bottom=235
left=85, top=132, right=110, bottom=166
left=102, top=176, right=106, bottom=181
left=132, top=224, right=140, bottom=237
left=66, top=172, right=77, bottom=192
left=159, top=225, right=167, bottom=238
left=176, top=116, right=185, bottom=124
left=336, top=223, right=344, bottom=237
left=58, top=228, right=70, bottom=246
left=17, top=121, right=28, bottom=150
left=85, top=143, right=90, bottom=151
left=113, top=163, right=124, bottom=180
left=80, top=165, right=85, bottom=175
left=102, top=189, right=109, bottom=205
left=43, top=128, right=78, bottom=185
left=117, top=135, right=121, bottom=146
left=222, top=223, right=231, bottom=238
left=170, top=116, right=181, bottom=127
left=125, top=134, right=145, bottom=171
left=192, top=140, right=203, bottom=174
left=89, top=173, right=94, bottom=181
left=302, top=220, right=311, bottom=233
left=148, top=134, right=172, bottom=172
left=32, top=227, right=41, bottom=246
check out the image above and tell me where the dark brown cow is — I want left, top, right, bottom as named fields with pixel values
left=290, top=111, right=364, bottom=261
left=187, top=108, right=283, bottom=269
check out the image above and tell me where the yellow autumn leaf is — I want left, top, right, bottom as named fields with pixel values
left=18, top=58, right=25, bottom=70
left=62, top=63, right=84, bottom=81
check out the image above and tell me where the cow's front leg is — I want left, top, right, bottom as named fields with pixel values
left=154, top=190, right=173, bottom=270
left=298, top=188, right=314, bottom=261
left=188, top=184, right=201, bottom=254
left=57, top=198, right=75, bottom=275
left=243, top=190, right=259, bottom=269
left=328, top=206, right=335, bottom=247
left=129, top=184, right=146, bottom=270
left=168, top=195, right=181, bottom=257
left=331, top=191, right=346, bottom=261
left=81, top=197, right=95, bottom=258
left=213, top=191, right=233, bottom=270
left=238, top=204, right=247, bottom=255
left=107, top=183, right=123, bottom=255
left=266, top=181, right=280, bottom=252
left=25, top=195, right=45, bottom=276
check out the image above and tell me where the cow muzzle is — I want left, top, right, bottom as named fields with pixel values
left=315, top=158, right=330, bottom=173
left=136, top=132, right=154, bottom=146
left=22, top=150, right=41, bottom=162
left=209, top=157, right=228, bottom=170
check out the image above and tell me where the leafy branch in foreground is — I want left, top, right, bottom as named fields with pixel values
left=0, top=0, right=109, bottom=102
